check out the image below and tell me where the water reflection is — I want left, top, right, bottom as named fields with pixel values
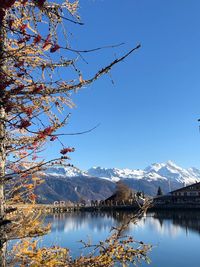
left=45, top=210, right=200, bottom=238
left=46, top=212, right=116, bottom=233
left=42, top=210, right=200, bottom=267
left=152, top=210, right=200, bottom=235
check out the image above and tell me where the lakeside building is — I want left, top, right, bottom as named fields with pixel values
left=154, top=181, right=200, bottom=207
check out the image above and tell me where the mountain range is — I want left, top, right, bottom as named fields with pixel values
left=34, top=160, right=200, bottom=203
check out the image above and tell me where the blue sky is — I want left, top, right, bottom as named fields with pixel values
left=47, top=0, right=200, bottom=170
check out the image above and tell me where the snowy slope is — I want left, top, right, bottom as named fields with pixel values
left=43, top=166, right=87, bottom=178
left=87, top=161, right=200, bottom=185
left=34, top=161, right=200, bottom=202
left=42, top=160, right=200, bottom=186
left=40, top=161, right=200, bottom=188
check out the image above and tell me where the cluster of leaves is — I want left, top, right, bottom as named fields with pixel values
left=1, top=0, right=83, bottom=207
left=9, top=241, right=69, bottom=267
left=8, top=202, right=151, bottom=267
left=8, top=237, right=150, bottom=267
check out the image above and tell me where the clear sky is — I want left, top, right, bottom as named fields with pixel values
left=47, top=0, right=200, bottom=170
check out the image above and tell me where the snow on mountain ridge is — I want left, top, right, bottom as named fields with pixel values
left=42, top=161, right=200, bottom=185
left=87, top=161, right=200, bottom=185
left=43, top=165, right=87, bottom=178
left=87, top=166, right=145, bottom=180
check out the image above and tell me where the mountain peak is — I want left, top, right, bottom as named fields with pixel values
left=166, top=160, right=180, bottom=168
left=33, top=161, right=200, bottom=203
left=41, top=161, right=200, bottom=187
left=166, top=160, right=176, bottom=165
left=86, top=161, right=200, bottom=185
left=144, top=162, right=165, bottom=172
left=43, top=165, right=85, bottom=178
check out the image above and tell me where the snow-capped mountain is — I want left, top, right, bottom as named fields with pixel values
left=42, top=160, right=200, bottom=186
left=43, top=165, right=85, bottom=178
left=87, top=166, right=145, bottom=182
left=87, top=161, right=200, bottom=185
left=35, top=161, right=200, bottom=203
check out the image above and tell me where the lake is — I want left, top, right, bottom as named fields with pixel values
left=40, top=210, right=200, bottom=266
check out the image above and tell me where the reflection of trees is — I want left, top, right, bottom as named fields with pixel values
left=45, top=210, right=200, bottom=237
left=45, top=212, right=114, bottom=233
left=152, top=210, right=200, bottom=235
left=45, top=211, right=140, bottom=233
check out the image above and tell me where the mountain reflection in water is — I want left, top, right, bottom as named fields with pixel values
left=45, top=210, right=200, bottom=237
left=42, top=210, right=200, bottom=267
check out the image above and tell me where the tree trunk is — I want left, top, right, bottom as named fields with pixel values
left=0, top=106, right=6, bottom=219
left=0, top=14, right=7, bottom=267
left=0, top=107, right=6, bottom=266
left=0, top=241, right=6, bottom=267
left=0, top=107, right=6, bottom=267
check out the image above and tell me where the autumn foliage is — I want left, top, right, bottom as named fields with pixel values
left=0, top=0, right=146, bottom=266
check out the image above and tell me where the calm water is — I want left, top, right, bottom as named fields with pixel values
left=40, top=210, right=200, bottom=267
